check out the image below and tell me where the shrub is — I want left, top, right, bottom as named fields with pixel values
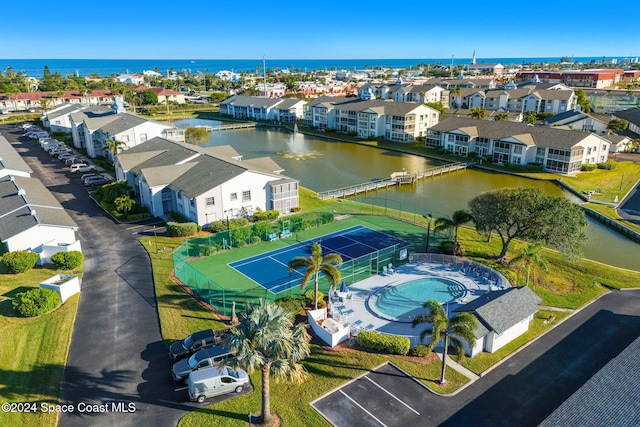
left=438, top=241, right=455, bottom=254
left=12, top=288, right=61, bottom=317
left=596, top=161, right=617, bottom=170
left=170, top=211, right=189, bottom=223
left=581, top=163, right=597, bottom=171
left=410, top=344, right=431, bottom=357
left=253, top=210, right=280, bottom=222
left=229, top=217, right=249, bottom=229
left=198, top=246, right=212, bottom=257
left=126, top=212, right=152, bottom=221
left=356, top=330, right=410, bottom=355
left=208, top=220, right=227, bottom=233
left=303, top=290, right=326, bottom=308
left=274, top=296, right=305, bottom=317
left=1, top=250, right=39, bottom=274
left=50, top=251, right=83, bottom=270
left=166, top=222, right=199, bottom=237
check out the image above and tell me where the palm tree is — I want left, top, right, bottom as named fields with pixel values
left=106, top=138, right=126, bottom=156
left=434, top=210, right=474, bottom=256
left=288, top=243, right=342, bottom=310
left=412, top=300, right=477, bottom=384
left=511, top=242, right=549, bottom=288
left=225, top=300, right=310, bottom=425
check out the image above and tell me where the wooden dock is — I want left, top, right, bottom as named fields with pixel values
left=317, top=162, right=471, bottom=200
left=195, top=123, right=257, bottom=132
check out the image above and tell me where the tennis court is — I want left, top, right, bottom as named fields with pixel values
left=229, top=226, right=409, bottom=294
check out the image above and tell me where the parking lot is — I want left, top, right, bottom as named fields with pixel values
left=311, top=363, right=425, bottom=427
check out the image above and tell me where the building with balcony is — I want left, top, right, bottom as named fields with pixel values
left=219, top=95, right=306, bottom=122
left=426, top=117, right=609, bottom=174
left=304, top=97, right=439, bottom=142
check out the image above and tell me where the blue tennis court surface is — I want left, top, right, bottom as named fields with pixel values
left=229, top=226, right=409, bottom=294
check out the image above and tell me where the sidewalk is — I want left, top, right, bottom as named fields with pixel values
left=435, top=351, right=480, bottom=382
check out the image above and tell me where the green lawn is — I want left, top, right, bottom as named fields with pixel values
left=0, top=267, right=79, bottom=427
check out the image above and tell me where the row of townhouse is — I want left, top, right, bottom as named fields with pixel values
left=303, top=97, right=440, bottom=142
left=450, top=85, right=576, bottom=115
left=0, top=133, right=80, bottom=262
left=516, top=69, right=625, bottom=89
left=0, top=87, right=185, bottom=114
left=358, top=81, right=449, bottom=105
left=426, top=116, right=610, bottom=174
left=220, top=95, right=306, bottom=122
left=43, top=98, right=184, bottom=159
left=114, top=137, right=299, bottom=226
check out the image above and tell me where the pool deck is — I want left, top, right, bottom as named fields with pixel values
left=330, top=262, right=502, bottom=341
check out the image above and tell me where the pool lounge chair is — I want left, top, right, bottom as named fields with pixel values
left=387, top=263, right=395, bottom=274
left=382, top=266, right=389, bottom=275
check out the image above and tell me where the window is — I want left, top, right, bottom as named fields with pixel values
left=205, top=197, right=215, bottom=206
left=190, top=199, right=195, bottom=207
left=513, top=145, right=523, bottom=154
left=121, top=135, right=129, bottom=142
left=242, top=191, right=251, bottom=202
left=140, top=133, right=148, bottom=142
left=230, top=192, right=237, bottom=201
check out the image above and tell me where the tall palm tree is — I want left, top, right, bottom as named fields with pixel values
left=511, top=242, right=549, bottom=288
left=412, top=300, right=477, bottom=384
left=288, top=243, right=342, bottom=310
left=225, top=300, right=310, bottom=425
left=434, top=210, right=474, bottom=256
left=106, top=138, right=126, bottom=157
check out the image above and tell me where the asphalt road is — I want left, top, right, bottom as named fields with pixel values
left=1, top=126, right=198, bottom=426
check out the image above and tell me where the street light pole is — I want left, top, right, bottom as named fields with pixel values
left=422, top=214, right=432, bottom=253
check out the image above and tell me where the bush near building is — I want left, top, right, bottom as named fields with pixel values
left=1, top=251, right=39, bottom=274
left=12, top=288, right=61, bottom=317
left=356, top=330, right=411, bottom=356
left=50, top=251, right=83, bottom=270
left=166, top=222, right=200, bottom=237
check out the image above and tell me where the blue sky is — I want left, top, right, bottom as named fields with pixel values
left=2, top=1, right=639, bottom=59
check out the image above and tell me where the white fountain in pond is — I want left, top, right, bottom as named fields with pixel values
left=279, top=124, right=322, bottom=160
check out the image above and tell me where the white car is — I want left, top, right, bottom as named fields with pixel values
left=70, top=163, right=97, bottom=173
left=65, top=157, right=83, bottom=166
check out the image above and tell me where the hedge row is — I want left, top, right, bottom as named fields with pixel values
left=252, top=210, right=280, bottom=222
left=166, top=222, right=199, bottom=237
left=356, top=330, right=411, bottom=355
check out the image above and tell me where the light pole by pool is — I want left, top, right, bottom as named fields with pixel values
left=224, top=210, right=230, bottom=249
left=422, top=214, right=433, bottom=253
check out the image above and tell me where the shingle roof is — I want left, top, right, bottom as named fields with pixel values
left=431, top=116, right=600, bottom=149
left=70, top=105, right=118, bottom=130
left=539, top=336, right=640, bottom=427
left=545, top=110, right=585, bottom=124
left=613, top=108, right=640, bottom=127
left=0, top=135, right=32, bottom=175
left=0, top=175, right=77, bottom=242
left=308, top=97, right=432, bottom=116
left=116, top=137, right=291, bottom=199
left=46, top=103, right=86, bottom=120
left=97, top=113, right=152, bottom=135
left=455, top=286, right=541, bottom=335
left=220, top=95, right=281, bottom=108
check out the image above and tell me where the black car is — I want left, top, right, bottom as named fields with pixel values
left=169, top=328, right=230, bottom=361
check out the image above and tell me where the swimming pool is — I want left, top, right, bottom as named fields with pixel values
left=371, top=277, right=467, bottom=322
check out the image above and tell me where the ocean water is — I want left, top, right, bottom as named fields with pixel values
left=0, top=57, right=604, bottom=78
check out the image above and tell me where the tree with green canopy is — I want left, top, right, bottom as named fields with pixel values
left=469, top=188, right=587, bottom=260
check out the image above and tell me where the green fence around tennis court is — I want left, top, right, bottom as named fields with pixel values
left=172, top=199, right=450, bottom=316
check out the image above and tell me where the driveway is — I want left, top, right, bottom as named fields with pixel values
left=1, top=126, right=198, bottom=426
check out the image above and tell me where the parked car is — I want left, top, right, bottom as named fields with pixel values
left=83, top=176, right=112, bottom=187
left=65, top=157, right=83, bottom=166
left=169, top=328, right=229, bottom=361
left=172, top=345, right=233, bottom=381
left=80, top=173, right=100, bottom=183
left=70, top=163, right=97, bottom=173
left=187, top=366, right=249, bottom=403
left=58, top=153, right=76, bottom=161
left=49, top=147, right=71, bottom=155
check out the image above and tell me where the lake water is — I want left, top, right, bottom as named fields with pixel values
left=176, top=119, right=640, bottom=271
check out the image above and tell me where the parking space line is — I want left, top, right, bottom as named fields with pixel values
left=364, top=375, right=420, bottom=415
left=339, top=390, right=388, bottom=427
